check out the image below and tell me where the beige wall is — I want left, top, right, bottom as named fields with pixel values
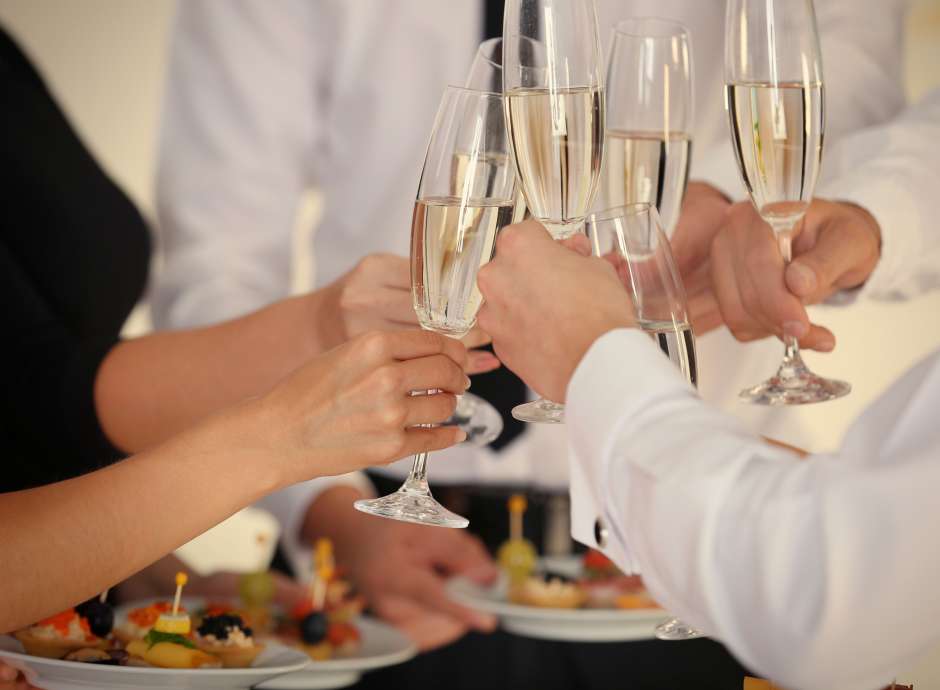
left=2, top=0, right=940, bottom=684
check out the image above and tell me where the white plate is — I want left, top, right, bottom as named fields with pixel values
left=447, top=556, right=669, bottom=642
left=255, top=618, right=416, bottom=690
left=112, top=598, right=416, bottom=690
left=0, top=635, right=308, bottom=690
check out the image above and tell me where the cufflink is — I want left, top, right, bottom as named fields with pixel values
left=593, top=518, right=608, bottom=549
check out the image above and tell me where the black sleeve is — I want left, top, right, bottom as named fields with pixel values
left=0, top=26, right=150, bottom=492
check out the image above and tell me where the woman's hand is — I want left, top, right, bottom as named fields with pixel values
left=256, top=329, right=471, bottom=485
left=311, top=254, right=500, bottom=374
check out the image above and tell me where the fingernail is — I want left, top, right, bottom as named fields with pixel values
left=783, top=321, right=808, bottom=339
left=464, top=376, right=472, bottom=390
left=817, top=337, right=835, bottom=352
left=788, top=262, right=817, bottom=296
left=455, top=429, right=468, bottom=444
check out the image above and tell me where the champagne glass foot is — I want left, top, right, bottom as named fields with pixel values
left=446, top=393, right=504, bottom=446
left=512, top=399, right=565, bottom=424
left=740, top=351, right=850, bottom=406
left=655, top=617, right=705, bottom=641
left=354, top=481, right=469, bottom=529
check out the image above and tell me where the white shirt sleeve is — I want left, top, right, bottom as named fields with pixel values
left=568, top=328, right=940, bottom=690
left=817, top=89, right=940, bottom=303
left=152, top=0, right=330, bottom=329
left=253, top=472, right=376, bottom=581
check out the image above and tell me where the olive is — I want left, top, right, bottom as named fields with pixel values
left=239, top=571, right=275, bottom=607
left=300, top=612, right=329, bottom=645
left=76, top=599, right=114, bottom=637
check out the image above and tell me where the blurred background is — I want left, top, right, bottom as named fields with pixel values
left=1, top=0, right=938, bottom=684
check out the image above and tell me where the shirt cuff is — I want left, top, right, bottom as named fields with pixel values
left=565, top=328, right=694, bottom=573
left=253, top=472, right=375, bottom=579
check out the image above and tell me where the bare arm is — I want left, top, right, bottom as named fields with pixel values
left=0, top=330, right=469, bottom=633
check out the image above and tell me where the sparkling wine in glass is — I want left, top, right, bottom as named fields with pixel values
left=586, top=203, right=703, bottom=641
left=725, top=0, right=850, bottom=405
left=354, top=86, right=517, bottom=528
left=503, top=0, right=606, bottom=424
left=604, top=18, right=693, bottom=236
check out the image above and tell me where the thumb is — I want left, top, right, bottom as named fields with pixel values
left=560, top=233, right=591, bottom=257
left=786, top=219, right=875, bottom=303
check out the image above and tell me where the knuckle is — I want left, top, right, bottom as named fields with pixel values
left=357, top=331, right=391, bottom=360
left=377, top=402, right=408, bottom=429
left=371, top=363, right=404, bottom=394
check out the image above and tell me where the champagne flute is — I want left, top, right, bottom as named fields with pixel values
left=354, top=86, right=517, bottom=528
left=503, top=0, right=606, bottom=424
left=586, top=203, right=702, bottom=641
left=604, top=18, right=693, bottom=236
left=725, top=0, right=850, bottom=405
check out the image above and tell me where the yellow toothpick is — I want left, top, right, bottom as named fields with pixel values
left=172, top=572, right=188, bottom=616
left=508, top=494, right=527, bottom=542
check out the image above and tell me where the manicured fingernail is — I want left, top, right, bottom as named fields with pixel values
left=464, top=376, right=472, bottom=390
left=784, top=321, right=808, bottom=339
left=456, top=429, right=468, bottom=443
left=788, top=262, right=817, bottom=296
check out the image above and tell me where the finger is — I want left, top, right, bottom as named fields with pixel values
left=363, top=330, right=468, bottom=369
left=399, top=354, right=469, bottom=394
left=401, top=570, right=497, bottom=632
left=786, top=219, right=879, bottom=302
left=0, top=665, right=17, bottom=682
left=404, top=392, right=459, bottom=427
left=467, top=350, right=501, bottom=375
left=271, top=572, right=310, bottom=609
left=799, top=323, right=836, bottom=352
left=363, top=286, right=420, bottom=325
left=371, top=596, right=469, bottom=651
left=461, top=327, right=492, bottom=350
left=398, top=426, right=467, bottom=458
left=560, top=233, right=591, bottom=257
left=428, top=532, right=499, bottom=582
left=710, top=233, right=763, bottom=341
left=376, top=255, right=412, bottom=289
left=687, top=291, right=724, bottom=335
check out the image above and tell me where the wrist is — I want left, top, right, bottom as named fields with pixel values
left=305, top=284, right=347, bottom=353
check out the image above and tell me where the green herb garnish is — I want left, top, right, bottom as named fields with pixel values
left=143, top=629, right=195, bottom=650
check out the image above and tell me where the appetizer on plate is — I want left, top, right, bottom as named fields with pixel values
left=14, top=608, right=108, bottom=659
left=125, top=572, right=220, bottom=669
left=509, top=575, right=588, bottom=609
left=578, top=551, right=660, bottom=610
left=194, top=613, right=264, bottom=668
left=114, top=601, right=181, bottom=644
left=280, top=539, right=362, bottom=660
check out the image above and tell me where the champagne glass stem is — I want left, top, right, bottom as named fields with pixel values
left=775, top=224, right=808, bottom=369
left=402, top=451, right=431, bottom=493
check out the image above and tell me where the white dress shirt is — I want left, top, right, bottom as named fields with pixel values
left=151, top=0, right=911, bottom=570
left=568, top=89, right=940, bottom=690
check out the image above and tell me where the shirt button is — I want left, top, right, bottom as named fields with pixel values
left=594, top=518, right=608, bottom=548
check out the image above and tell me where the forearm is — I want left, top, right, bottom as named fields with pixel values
left=0, top=400, right=281, bottom=632
left=97, top=293, right=332, bottom=452
left=299, top=485, right=374, bottom=565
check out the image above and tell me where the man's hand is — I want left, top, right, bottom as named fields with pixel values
left=303, top=487, right=498, bottom=651
left=706, top=199, right=881, bottom=351
left=477, top=220, right=634, bottom=402
left=312, top=254, right=500, bottom=374
left=670, top=181, right=733, bottom=334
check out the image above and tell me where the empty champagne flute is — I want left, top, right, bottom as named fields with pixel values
left=725, top=0, right=850, bottom=405
left=354, top=86, right=517, bottom=528
left=604, top=18, right=693, bottom=235
left=503, top=0, right=606, bottom=424
left=586, top=203, right=702, bottom=641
